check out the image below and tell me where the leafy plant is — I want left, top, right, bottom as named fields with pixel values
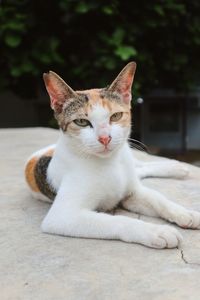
left=0, top=0, right=200, bottom=99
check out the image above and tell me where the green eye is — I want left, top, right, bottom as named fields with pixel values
left=73, top=119, right=92, bottom=127
left=110, top=112, right=123, bottom=122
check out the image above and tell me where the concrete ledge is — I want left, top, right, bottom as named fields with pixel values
left=1, top=128, right=200, bottom=300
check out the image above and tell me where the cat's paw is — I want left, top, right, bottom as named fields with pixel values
left=173, top=210, right=200, bottom=229
left=148, top=225, right=182, bottom=249
left=167, top=161, right=189, bottom=179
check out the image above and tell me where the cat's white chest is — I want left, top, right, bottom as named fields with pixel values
left=90, top=160, right=130, bottom=211
left=48, top=142, right=134, bottom=212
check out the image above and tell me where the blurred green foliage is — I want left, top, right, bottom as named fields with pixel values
left=0, top=0, right=200, bottom=99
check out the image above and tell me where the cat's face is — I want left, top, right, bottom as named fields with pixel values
left=43, top=62, right=136, bottom=158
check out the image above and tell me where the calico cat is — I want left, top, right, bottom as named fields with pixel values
left=25, top=62, right=200, bottom=248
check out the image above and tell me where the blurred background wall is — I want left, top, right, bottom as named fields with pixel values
left=0, top=0, right=200, bottom=159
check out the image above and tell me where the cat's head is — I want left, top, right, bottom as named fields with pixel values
left=43, top=62, right=136, bottom=158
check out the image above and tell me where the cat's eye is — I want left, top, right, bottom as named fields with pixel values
left=110, top=112, right=123, bottom=122
left=73, top=119, right=92, bottom=127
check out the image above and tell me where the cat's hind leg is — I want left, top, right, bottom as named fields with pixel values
left=135, top=159, right=189, bottom=179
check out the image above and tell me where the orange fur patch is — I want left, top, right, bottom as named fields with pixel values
left=78, top=89, right=130, bottom=114
left=44, top=149, right=55, bottom=156
left=83, top=89, right=131, bottom=127
left=25, top=157, right=40, bottom=192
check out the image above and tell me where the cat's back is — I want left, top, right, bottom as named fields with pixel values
left=25, top=145, right=56, bottom=202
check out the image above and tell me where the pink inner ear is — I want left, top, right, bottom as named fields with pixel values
left=118, top=78, right=132, bottom=104
left=46, top=79, right=64, bottom=112
left=123, top=92, right=131, bottom=104
left=50, top=95, right=60, bottom=110
left=108, top=62, right=136, bottom=105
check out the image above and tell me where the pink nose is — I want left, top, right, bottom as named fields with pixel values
left=98, top=135, right=112, bottom=146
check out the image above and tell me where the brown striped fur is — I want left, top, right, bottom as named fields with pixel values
left=64, top=89, right=131, bottom=135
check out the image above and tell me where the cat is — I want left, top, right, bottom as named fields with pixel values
left=25, top=62, right=200, bottom=249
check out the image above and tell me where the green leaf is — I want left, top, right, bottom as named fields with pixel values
left=105, top=58, right=116, bottom=70
left=5, top=34, right=22, bottom=47
left=10, top=67, right=22, bottom=77
left=114, top=46, right=137, bottom=60
left=75, top=2, right=90, bottom=14
left=39, top=53, right=52, bottom=64
left=50, top=38, right=59, bottom=51
left=59, top=0, right=70, bottom=11
left=1, top=20, right=26, bottom=33
left=102, top=6, right=113, bottom=15
left=112, top=28, right=125, bottom=46
left=154, top=5, right=165, bottom=16
left=21, top=61, right=34, bottom=72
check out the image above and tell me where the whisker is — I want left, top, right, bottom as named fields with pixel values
left=72, top=134, right=149, bottom=156
left=128, top=138, right=149, bottom=153
left=75, top=145, right=92, bottom=159
left=129, top=143, right=145, bottom=152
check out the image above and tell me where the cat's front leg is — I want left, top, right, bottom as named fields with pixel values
left=41, top=177, right=181, bottom=248
left=42, top=208, right=182, bottom=249
left=122, top=181, right=200, bottom=229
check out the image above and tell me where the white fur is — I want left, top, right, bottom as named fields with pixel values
left=25, top=144, right=56, bottom=161
left=30, top=190, right=53, bottom=203
left=30, top=106, right=200, bottom=249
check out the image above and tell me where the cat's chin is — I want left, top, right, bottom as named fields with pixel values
left=94, top=147, right=119, bottom=158
left=81, top=148, right=117, bottom=159
left=96, top=149, right=112, bottom=157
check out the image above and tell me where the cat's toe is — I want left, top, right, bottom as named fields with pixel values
left=176, top=210, right=200, bottom=229
left=169, top=161, right=189, bottom=179
left=150, top=225, right=182, bottom=249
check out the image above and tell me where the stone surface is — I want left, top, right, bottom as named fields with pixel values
left=1, top=128, right=200, bottom=300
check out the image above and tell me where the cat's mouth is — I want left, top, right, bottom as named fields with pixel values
left=96, top=145, right=116, bottom=157
left=97, top=148, right=111, bottom=154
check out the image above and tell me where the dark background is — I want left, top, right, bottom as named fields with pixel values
left=1, top=0, right=200, bottom=159
left=1, top=0, right=200, bottom=97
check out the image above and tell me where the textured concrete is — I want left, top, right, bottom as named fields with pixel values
left=1, top=128, right=200, bottom=300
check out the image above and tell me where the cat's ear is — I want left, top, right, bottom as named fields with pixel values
left=108, top=62, right=136, bottom=104
left=43, top=71, right=77, bottom=113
